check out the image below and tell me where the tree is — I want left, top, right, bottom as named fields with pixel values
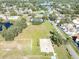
left=58, top=14, right=72, bottom=25
left=1, top=30, right=14, bottom=41
left=1, top=19, right=27, bottom=41
left=72, top=3, right=79, bottom=14
left=10, top=10, right=17, bottom=16
left=15, top=19, right=27, bottom=29
left=49, top=13, right=57, bottom=21
left=42, top=15, right=48, bottom=20
left=50, top=31, right=63, bottom=46
left=0, top=18, right=4, bottom=22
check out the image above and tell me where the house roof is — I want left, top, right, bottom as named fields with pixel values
left=8, top=16, right=19, bottom=20
left=73, top=18, right=79, bottom=24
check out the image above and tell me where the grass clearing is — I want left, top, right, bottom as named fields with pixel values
left=28, top=55, right=51, bottom=59
left=14, top=21, right=53, bottom=55
left=54, top=45, right=73, bottom=59
left=0, top=20, right=73, bottom=59
left=0, top=21, right=53, bottom=59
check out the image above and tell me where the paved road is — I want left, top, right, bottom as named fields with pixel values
left=49, top=21, right=79, bottom=59
left=66, top=44, right=79, bottom=59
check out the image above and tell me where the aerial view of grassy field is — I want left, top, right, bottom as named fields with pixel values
left=0, top=0, right=79, bottom=59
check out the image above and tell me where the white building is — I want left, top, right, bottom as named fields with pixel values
left=0, top=15, right=20, bottom=21
left=7, top=16, right=20, bottom=21
left=73, top=18, right=79, bottom=31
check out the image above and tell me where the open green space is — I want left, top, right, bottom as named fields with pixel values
left=0, top=20, right=73, bottom=59
left=15, top=21, right=53, bottom=55
left=54, top=45, right=73, bottom=59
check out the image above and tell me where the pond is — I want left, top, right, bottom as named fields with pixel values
left=4, top=22, right=13, bottom=29
left=0, top=22, right=13, bottom=31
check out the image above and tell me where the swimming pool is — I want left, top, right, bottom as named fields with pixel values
left=0, top=22, right=13, bottom=31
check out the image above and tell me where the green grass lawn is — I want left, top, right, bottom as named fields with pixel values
left=0, top=21, right=52, bottom=59
left=28, top=55, right=51, bottom=59
left=31, top=21, right=53, bottom=55
left=54, top=45, right=73, bottom=59
left=0, top=20, right=73, bottom=59
left=0, top=34, right=4, bottom=41
left=14, top=20, right=53, bottom=58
